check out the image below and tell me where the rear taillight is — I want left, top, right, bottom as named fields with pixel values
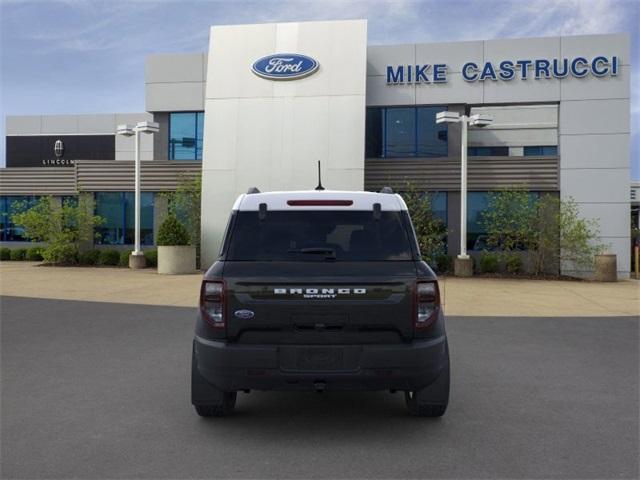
left=200, top=280, right=225, bottom=328
left=415, top=281, right=440, bottom=329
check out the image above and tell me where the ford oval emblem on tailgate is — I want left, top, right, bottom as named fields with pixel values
left=234, top=309, right=255, bottom=320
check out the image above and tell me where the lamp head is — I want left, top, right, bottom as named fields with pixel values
left=135, top=121, right=160, bottom=134
left=469, top=114, right=493, bottom=127
left=116, top=124, right=135, bottom=137
left=435, top=111, right=461, bottom=124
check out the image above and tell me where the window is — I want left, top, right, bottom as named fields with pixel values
left=366, top=107, right=448, bottom=158
left=169, top=112, right=204, bottom=160
left=225, top=211, right=414, bottom=261
left=95, top=192, right=154, bottom=245
left=524, top=146, right=558, bottom=156
left=0, top=196, right=39, bottom=241
left=468, top=146, right=509, bottom=156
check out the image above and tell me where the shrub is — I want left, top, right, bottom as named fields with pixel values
left=144, top=249, right=158, bottom=268
left=435, top=254, right=452, bottom=274
left=119, top=250, right=131, bottom=267
left=26, top=247, right=43, bottom=261
left=79, top=249, right=101, bottom=265
left=505, top=253, right=523, bottom=274
left=400, top=185, right=447, bottom=265
left=98, top=249, right=120, bottom=266
left=10, top=196, right=104, bottom=265
left=10, top=248, right=27, bottom=261
left=0, top=248, right=10, bottom=261
left=479, top=252, right=500, bottom=273
left=42, top=244, right=78, bottom=265
left=157, top=214, right=190, bottom=246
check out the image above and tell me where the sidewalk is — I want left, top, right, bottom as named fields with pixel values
left=0, top=262, right=638, bottom=317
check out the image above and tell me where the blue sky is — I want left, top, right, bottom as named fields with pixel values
left=1, top=0, right=638, bottom=177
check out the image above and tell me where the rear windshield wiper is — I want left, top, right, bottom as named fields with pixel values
left=287, top=248, right=337, bottom=260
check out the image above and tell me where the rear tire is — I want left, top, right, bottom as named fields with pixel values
left=405, top=342, right=450, bottom=417
left=192, top=342, right=237, bottom=417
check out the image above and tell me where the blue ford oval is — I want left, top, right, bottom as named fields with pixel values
left=252, top=53, right=319, bottom=80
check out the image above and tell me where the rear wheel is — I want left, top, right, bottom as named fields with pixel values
left=405, top=343, right=450, bottom=417
left=191, top=342, right=237, bottom=417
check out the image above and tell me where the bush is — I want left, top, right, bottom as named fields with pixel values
left=144, top=249, right=158, bottom=268
left=157, top=214, right=190, bottom=246
left=79, top=249, right=101, bottom=265
left=26, top=247, right=43, bottom=261
left=0, top=248, right=10, bottom=261
left=400, top=186, right=447, bottom=264
left=42, top=244, right=78, bottom=265
left=10, top=196, right=104, bottom=266
left=479, top=252, right=500, bottom=273
left=119, top=250, right=131, bottom=267
left=98, top=249, right=120, bottom=266
left=435, top=254, right=452, bottom=274
left=10, top=248, right=27, bottom=261
left=505, top=254, right=523, bottom=274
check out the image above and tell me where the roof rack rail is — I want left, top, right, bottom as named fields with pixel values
left=247, top=187, right=261, bottom=194
left=380, top=186, right=394, bottom=194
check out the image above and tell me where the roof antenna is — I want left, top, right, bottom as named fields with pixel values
left=315, top=160, right=325, bottom=191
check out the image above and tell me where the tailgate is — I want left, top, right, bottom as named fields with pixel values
left=222, top=261, right=417, bottom=344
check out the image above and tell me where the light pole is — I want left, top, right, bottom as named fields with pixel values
left=116, top=121, right=159, bottom=269
left=436, top=111, right=492, bottom=276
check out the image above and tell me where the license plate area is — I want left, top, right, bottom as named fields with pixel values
left=279, top=346, right=361, bottom=372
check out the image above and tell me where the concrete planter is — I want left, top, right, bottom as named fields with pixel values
left=158, top=246, right=196, bottom=274
left=594, top=254, right=617, bottom=282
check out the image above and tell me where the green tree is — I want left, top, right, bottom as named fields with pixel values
left=401, top=185, right=447, bottom=265
left=10, top=196, right=104, bottom=265
left=162, top=173, right=201, bottom=262
left=480, top=187, right=536, bottom=252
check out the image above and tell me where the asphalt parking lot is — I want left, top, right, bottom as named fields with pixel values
left=1, top=296, right=638, bottom=479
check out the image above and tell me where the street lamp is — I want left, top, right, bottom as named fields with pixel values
left=116, top=121, right=159, bottom=269
left=436, top=111, right=492, bottom=276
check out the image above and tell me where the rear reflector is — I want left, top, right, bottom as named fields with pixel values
left=287, top=200, right=353, bottom=206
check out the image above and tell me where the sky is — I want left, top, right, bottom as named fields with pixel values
left=1, top=0, right=638, bottom=177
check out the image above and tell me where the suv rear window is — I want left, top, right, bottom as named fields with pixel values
left=225, top=210, right=414, bottom=261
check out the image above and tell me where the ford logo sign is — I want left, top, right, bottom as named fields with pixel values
left=234, top=309, right=255, bottom=320
left=252, top=53, right=319, bottom=81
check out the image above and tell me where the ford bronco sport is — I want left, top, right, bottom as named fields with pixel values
left=192, top=189, right=450, bottom=417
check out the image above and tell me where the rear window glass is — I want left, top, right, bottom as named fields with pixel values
left=225, top=211, right=414, bottom=261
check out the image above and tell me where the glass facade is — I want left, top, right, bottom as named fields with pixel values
left=524, top=146, right=558, bottom=156
left=0, top=196, right=39, bottom=241
left=94, top=192, right=154, bottom=245
left=366, top=107, right=448, bottom=158
left=169, top=112, right=204, bottom=160
left=468, top=146, right=509, bottom=156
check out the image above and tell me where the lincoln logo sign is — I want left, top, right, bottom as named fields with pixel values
left=386, top=55, right=620, bottom=84
left=54, top=139, right=64, bottom=158
left=252, top=54, right=319, bottom=80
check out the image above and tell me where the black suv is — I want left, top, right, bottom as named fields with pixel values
left=192, top=190, right=449, bottom=417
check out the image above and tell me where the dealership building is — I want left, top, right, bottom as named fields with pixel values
left=0, top=20, right=632, bottom=277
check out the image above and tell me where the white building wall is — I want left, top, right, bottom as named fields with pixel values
left=200, top=20, right=368, bottom=267
left=366, top=33, right=630, bottom=278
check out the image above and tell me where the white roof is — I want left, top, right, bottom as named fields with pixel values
left=233, top=190, right=408, bottom=211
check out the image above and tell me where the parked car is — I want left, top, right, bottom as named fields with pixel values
left=192, top=189, right=450, bottom=417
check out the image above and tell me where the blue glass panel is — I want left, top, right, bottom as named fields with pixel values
left=524, top=146, right=558, bottom=156
left=417, top=107, right=448, bottom=157
left=95, top=192, right=125, bottom=245
left=385, top=108, right=416, bottom=157
left=365, top=108, right=383, bottom=158
left=124, top=192, right=154, bottom=245
left=1, top=196, right=39, bottom=241
left=196, top=112, right=204, bottom=160
left=467, top=192, right=490, bottom=251
left=169, top=112, right=204, bottom=160
left=468, top=146, right=509, bottom=156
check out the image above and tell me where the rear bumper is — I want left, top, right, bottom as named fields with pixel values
left=193, top=334, right=448, bottom=392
